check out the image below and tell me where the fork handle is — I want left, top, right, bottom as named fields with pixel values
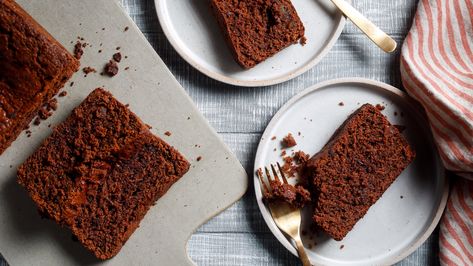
left=295, top=237, right=311, bottom=266
left=330, top=0, right=397, bottom=53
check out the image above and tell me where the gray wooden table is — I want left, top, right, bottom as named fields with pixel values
left=0, top=0, right=439, bottom=265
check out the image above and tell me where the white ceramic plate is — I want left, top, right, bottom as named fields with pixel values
left=155, top=0, right=346, bottom=87
left=254, top=78, right=448, bottom=266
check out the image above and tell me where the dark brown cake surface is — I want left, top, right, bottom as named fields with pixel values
left=0, top=0, right=79, bottom=155
left=210, top=0, right=305, bottom=68
left=306, top=104, right=415, bottom=241
left=17, top=88, right=190, bottom=260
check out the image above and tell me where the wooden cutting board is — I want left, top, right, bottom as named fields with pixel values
left=0, top=0, right=248, bottom=265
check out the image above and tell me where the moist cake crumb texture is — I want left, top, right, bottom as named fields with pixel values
left=17, top=88, right=190, bottom=259
left=306, top=104, right=415, bottom=241
left=0, top=0, right=79, bottom=156
left=210, top=0, right=305, bottom=68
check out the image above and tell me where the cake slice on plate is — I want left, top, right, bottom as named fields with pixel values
left=305, top=104, right=415, bottom=241
left=210, top=0, right=305, bottom=68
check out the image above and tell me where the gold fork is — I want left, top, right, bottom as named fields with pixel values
left=257, top=163, right=311, bottom=266
left=330, top=0, right=397, bottom=53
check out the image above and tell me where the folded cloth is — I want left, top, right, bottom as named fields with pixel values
left=400, top=0, right=473, bottom=265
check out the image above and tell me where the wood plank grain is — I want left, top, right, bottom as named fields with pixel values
left=188, top=232, right=439, bottom=266
left=139, top=33, right=405, bottom=134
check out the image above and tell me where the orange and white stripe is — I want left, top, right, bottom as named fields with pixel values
left=400, top=0, right=473, bottom=265
left=439, top=179, right=473, bottom=266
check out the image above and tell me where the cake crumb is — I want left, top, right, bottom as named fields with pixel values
left=375, top=104, right=385, bottom=111
left=47, top=98, right=58, bottom=111
left=340, top=245, right=345, bottom=250
left=164, top=131, right=172, bottom=136
left=82, top=66, right=96, bottom=75
left=33, top=117, right=41, bottom=126
left=394, top=111, right=398, bottom=116
left=104, top=60, right=119, bottom=76
left=282, top=133, right=297, bottom=148
left=124, top=26, right=129, bottom=32
left=300, top=36, right=307, bottom=46
left=59, top=91, right=68, bottom=97
left=271, top=136, right=276, bottom=140
left=400, top=195, right=404, bottom=199
left=281, top=150, right=287, bottom=156
left=124, top=67, right=130, bottom=71
left=116, top=46, right=121, bottom=50
left=196, top=156, right=202, bottom=162
left=339, top=102, right=344, bottom=106
left=73, top=41, right=84, bottom=59
left=69, top=82, right=74, bottom=87
left=113, top=52, right=122, bottom=63
left=294, top=151, right=309, bottom=164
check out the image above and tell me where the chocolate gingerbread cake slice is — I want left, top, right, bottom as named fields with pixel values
left=210, top=0, right=305, bottom=68
left=17, top=88, right=190, bottom=259
left=305, top=104, right=415, bottom=241
left=0, top=0, right=80, bottom=155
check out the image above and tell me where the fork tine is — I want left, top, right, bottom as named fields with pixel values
left=264, top=167, right=273, bottom=183
left=256, top=168, right=271, bottom=194
left=271, top=164, right=281, bottom=183
left=277, top=162, right=289, bottom=184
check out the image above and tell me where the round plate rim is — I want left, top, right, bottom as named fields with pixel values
left=154, top=0, right=347, bottom=87
left=253, top=77, right=449, bottom=265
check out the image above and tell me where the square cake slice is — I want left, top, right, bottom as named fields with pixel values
left=210, top=0, right=305, bottom=68
left=0, top=0, right=80, bottom=155
left=305, top=104, right=415, bottom=241
left=17, top=88, right=190, bottom=259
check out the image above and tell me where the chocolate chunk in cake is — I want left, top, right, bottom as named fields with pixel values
left=305, top=104, right=415, bottom=241
left=0, top=0, right=79, bottom=155
left=17, top=88, right=190, bottom=259
left=210, top=0, right=305, bottom=68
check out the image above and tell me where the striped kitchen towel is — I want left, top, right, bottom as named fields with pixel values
left=400, top=0, right=473, bottom=265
